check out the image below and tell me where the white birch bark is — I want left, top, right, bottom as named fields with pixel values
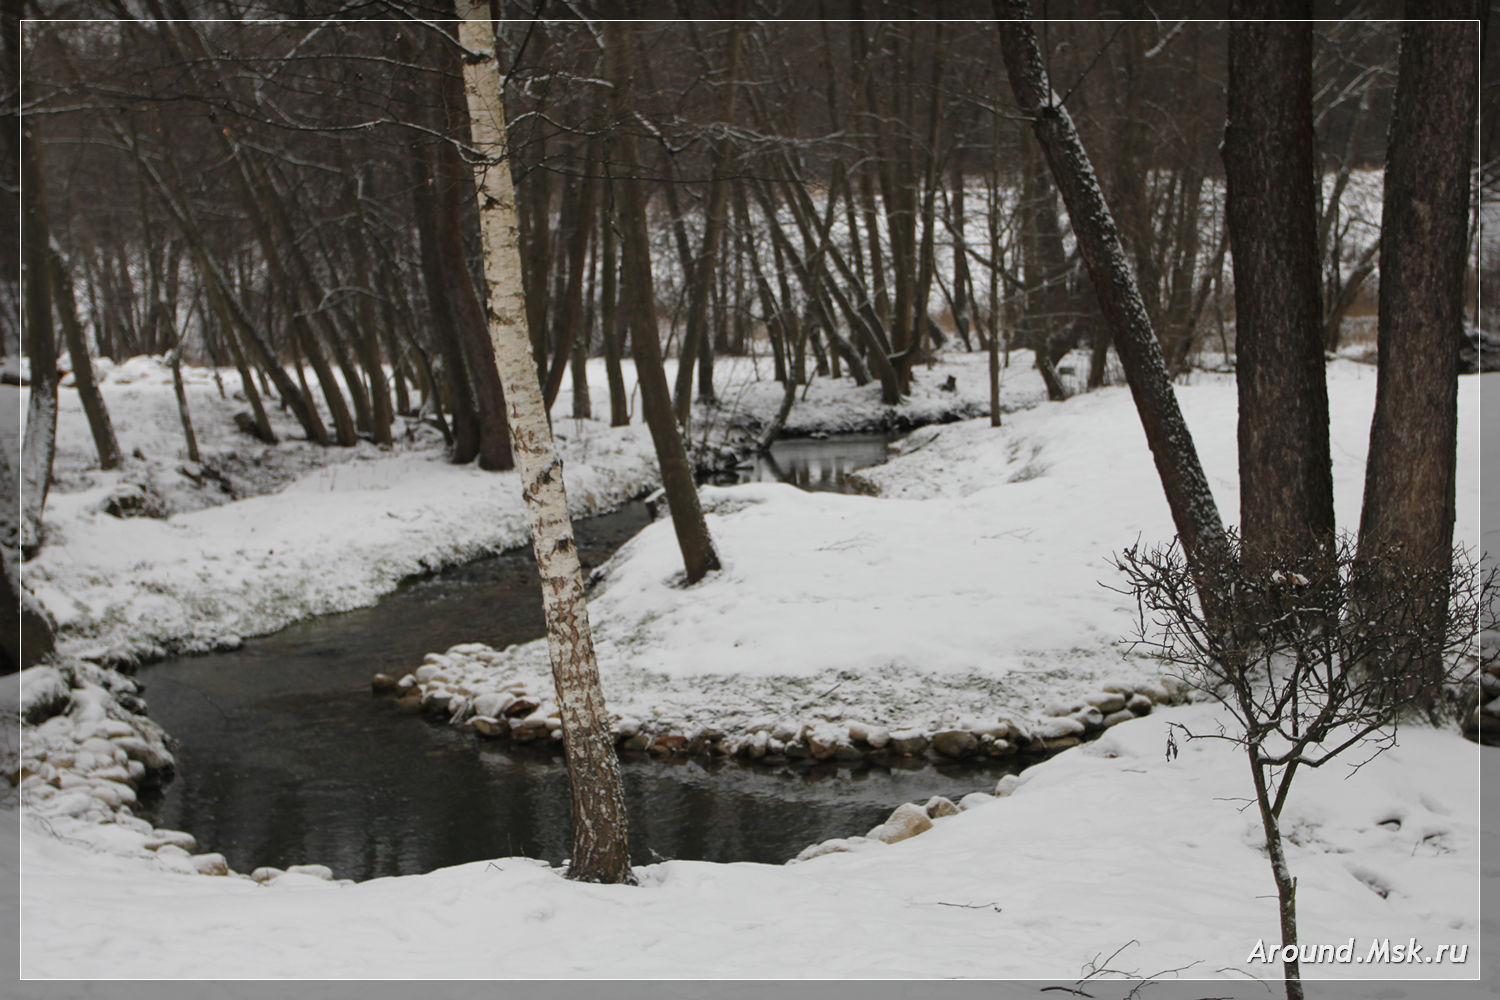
left=456, top=3, right=634, bottom=885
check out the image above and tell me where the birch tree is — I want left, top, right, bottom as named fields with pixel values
left=455, top=3, right=634, bottom=885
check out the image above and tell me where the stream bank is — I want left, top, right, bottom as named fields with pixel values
left=110, top=431, right=1057, bottom=880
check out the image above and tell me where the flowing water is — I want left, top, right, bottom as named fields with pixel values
left=137, top=435, right=1014, bottom=880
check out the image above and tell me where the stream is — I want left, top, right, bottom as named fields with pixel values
left=136, top=434, right=1018, bottom=880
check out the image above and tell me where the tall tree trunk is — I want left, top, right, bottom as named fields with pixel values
left=235, top=154, right=358, bottom=447
left=520, top=162, right=553, bottom=377
left=909, top=22, right=946, bottom=376
left=1019, top=135, right=1072, bottom=402
left=350, top=229, right=395, bottom=446
left=544, top=143, right=597, bottom=414
left=458, top=4, right=634, bottom=886
left=950, top=157, right=973, bottom=350
left=572, top=219, right=596, bottom=421
left=600, top=182, right=630, bottom=427
left=330, top=159, right=394, bottom=446
left=673, top=24, right=742, bottom=423
left=1224, top=10, right=1334, bottom=578
left=605, top=19, right=722, bottom=585
left=997, top=2, right=1231, bottom=594
left=168, top=338, right=200, bottom=464
left=223, top=309, right=276, bottom=444
left=19, top=119, right=57, bottom=557
left=1355, top=8, right=1477, bottom=711
left=49, top=243, right=122, bottom=470
left=1161, top=171, right=1206, bottom=372
left=987, top=132, right=1004, bottom=426
left=327, top=310, right=374, bottom=435
left=411, top=141, right=481, bottom=464
left=436, top=132, right=514, bottom=471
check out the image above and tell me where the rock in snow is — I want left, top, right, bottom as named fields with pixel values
left=869, top=802, right=934, bottom=845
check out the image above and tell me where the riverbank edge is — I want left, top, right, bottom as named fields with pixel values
left=8, top=380, right=1016, bottom=883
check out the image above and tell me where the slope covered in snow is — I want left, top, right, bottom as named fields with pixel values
left=8, top=355, right=1489, bottom=992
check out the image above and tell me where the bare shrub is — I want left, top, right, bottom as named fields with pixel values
left=1112, top=531, right=1488, bottom=1000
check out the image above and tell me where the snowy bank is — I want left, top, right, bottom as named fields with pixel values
left=390, top=361, right=1482, bottom=749
left=14, top=703, right=1483, bottom=983
left=13, top=349, right=1049, bottom=884
left=10, top=357, right=1487, bottom=988
left=24, top=351, right=1029, bottom=666
left=26, top=429, right=661, bottom=665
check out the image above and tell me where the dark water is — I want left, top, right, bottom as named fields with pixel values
left=137, top=436, right=1010, bottom=881
left=719, top=433, right=891, bottom=492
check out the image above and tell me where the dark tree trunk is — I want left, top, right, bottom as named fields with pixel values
left=1161, top=171, right=1206, bottom=372
left=351, top=231, right=395, bottom=447
left=673, top=25, right=741, bottom=423
left=908, top=22, right=946, bottom=377
left=1019, top=137, right=1072, bottom=402
left=169, top=341, right=200, bottom=464
left=1355, top=8, right=1477, bottom=710
left=435, top=130, right=513, bottom=471
left=520, top=167, right=553, bottom=377
left=411, top=142, right=481, bottom=464
left=229, top=154, right=357, bottom=447
left=1224, top=9, right=1334, bottom=577
left=600, top=183, right=630, bottom=428
left=544, top=143, right=597, bottom=415
left=573, top=216, right=596, bottom=421
left=327, top=313, right=373, bottom=435
left=997, top=2, right=1231, bottom=592
left=605, top=20, right=721, bottom=585
left=950, top=157, right=973, bottom=350
left=49, top=244, right=122, bottom=470
left=223, top=318, right=276, bottom=444
left=19, top=119, right=57, bottom=556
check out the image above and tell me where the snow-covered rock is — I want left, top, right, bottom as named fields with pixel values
left=868, top=802, right=934, bottom=845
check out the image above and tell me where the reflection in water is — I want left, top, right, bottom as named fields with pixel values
left=136, top=436, right=989, bottom=882
left=729, top=434, right=891, bottom=492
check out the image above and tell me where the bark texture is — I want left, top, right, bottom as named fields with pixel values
left=457, top=5, right=635, bottom=885
left=1224, top=10, right=1334, bottom=576
left=996, top=3, right=1230, bottom=586
left=435, top=36, right=514, bottom=471
left=1356, top=9, right=1477, bottom=706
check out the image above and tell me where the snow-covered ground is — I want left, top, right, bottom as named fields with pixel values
left=20, top=350, right=1036, bottom=665
left=6, top=353, right=1490, bottom=991
left=10, top=702, right=1489, bottom=987
left=394, top=360, right=1480, bottom=744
